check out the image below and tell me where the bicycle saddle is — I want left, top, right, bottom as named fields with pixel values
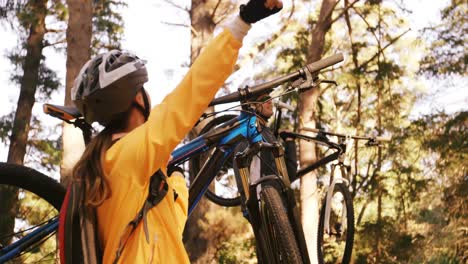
left=43, top=103, right=82, bottom=122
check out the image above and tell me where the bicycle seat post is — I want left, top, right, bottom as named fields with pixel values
left=73, top=118, right=93, bottom=146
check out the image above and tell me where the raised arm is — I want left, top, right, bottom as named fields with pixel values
left=111, top=18, right=250, bottom=181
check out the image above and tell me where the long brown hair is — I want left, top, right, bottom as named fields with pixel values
left=72, top=112, right=130, bottom=207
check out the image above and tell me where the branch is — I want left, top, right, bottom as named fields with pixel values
left=353, top=6, right=380, bottom=46
left=355, top=154, right=374, bottom=194
left=161, top=21, right=189, bottom=28
left=330, top=0, right=360, bottom=24
left=343, top=0, right=359, bottom=68
left=359, top=28, right=411, bottom=70
left=323, top=0, right=340, bottom=23
left=211, top=0, right=222, bottom=20
left=161, top=0, right=189, bottom=12
left=44, top=39, right=66, bottom=47
left=45, top=28, right=63, bottom=33
left=213, top=2, right=236, bottom=25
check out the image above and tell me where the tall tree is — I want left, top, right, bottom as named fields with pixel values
left=299, top=0, right=338, bottom=260
left=0, top=0, right=48, bottom=245
left=61, top=0, right=92, bottom=184
left=6, top=0, right=47, bottom=166
left=61, top=0, right=125, bottom=183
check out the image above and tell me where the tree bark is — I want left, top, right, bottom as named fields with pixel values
left=299, top=0, right=337, bottom=262
left=60, top=0, right=92, bottom=185
left=0, top=0, right=47, bottom=245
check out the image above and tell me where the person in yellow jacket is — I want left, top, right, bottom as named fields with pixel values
left=69, top=0, right=283, bottom=263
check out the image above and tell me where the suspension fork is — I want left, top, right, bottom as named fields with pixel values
left=270, top=142, right=310, bottom=263
left=233, top=142, right=270, bottom=261
left=235, top=142, right=311, bottom=264
left=324, top=161, right=351, bottom=234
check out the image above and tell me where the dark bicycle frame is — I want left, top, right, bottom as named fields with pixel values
left=1, top=54, right=344, bottom=263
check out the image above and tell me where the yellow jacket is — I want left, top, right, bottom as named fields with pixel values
left=97, top=29, right=242, bottom=263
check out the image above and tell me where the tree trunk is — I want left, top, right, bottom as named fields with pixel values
left=60, top=0, right=92, bottom=185
left=0, top=0, right=47, bottom=245
left=299, top=0, right=337, bottom=262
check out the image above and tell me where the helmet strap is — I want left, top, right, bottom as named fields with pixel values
left=132, top=87, right=150, bottom=121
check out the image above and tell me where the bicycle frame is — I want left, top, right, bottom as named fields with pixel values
left=276, top=130, right=352, bottom=239
left=169, top=111, right=263, bottom=215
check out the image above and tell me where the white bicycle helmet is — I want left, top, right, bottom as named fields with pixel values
left=71, top=50, right=148, bottom=125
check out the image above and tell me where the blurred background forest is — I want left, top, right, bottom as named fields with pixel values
left=0, top=0, right=466, bottom=263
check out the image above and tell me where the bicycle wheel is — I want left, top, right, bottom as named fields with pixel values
left=259, top=185, right=303, bottom=264
left=191, top=114, right=241, bottom=207
left=317, top=182, right=354, bottom=264
left=0, top=162, right=66, bottom=263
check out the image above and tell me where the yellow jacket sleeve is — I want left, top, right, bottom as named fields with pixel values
left=108, top=29, right=241, bottom=185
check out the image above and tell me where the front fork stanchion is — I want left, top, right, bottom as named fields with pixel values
left=271, top=143, right=291, bottom=187
left=234, top=143, right=271, bottom=262
left=235, top=156, right=251, bottom=202
left=239, top=167, right=250, bottom=201
left=271, top=143, right=311, bottom=264
left=324, top=163, right=350, bottom=235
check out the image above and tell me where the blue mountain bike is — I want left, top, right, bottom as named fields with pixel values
left=0, top=54, right=344, bottom=263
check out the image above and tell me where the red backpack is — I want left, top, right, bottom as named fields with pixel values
left=58, top=169, right=171, bottom=264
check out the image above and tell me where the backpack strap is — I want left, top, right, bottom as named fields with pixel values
left=59, top=182, right=102, bottom=264
left=112, top=169, right=172, bottom=264
left=79, top=185, right=102, bottom=264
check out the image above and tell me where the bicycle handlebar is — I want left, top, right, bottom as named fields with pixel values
left=301, top=127, right=392, bottom=142
left=305, top=54, right=344, bottom=74
left=209, top=53, right=344, bottom=106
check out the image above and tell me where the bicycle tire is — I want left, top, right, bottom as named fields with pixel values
left=0, top=162, right=66, bottom=263
left=191, top=114, right=242, bottom=207
left=317, top=182, right=354, bottom=264
left=260, top=185, right=303, bottom=264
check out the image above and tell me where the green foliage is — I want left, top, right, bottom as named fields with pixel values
left=427, top=254, right=461, bottom=264
left=420, top=0, right=467, bottom=76
left=198, top=207, right=256, bottom=263
left=8, top=50, right=61, bottom=102
left=27, top=118, right=62, bottom=171
left=92, top=0, right=126, bottom=53
left=14, top=190, right=59, bottom=263
left=0, top=111, right=15, bottom=142
left=355, top=217, right=425, bottom=264
left=217, top=236, right=256, bottom=264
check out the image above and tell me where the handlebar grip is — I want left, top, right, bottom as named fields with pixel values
left=375, top=136, right=392, bottom=142
left=305, top=54, right=344, bottom=74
